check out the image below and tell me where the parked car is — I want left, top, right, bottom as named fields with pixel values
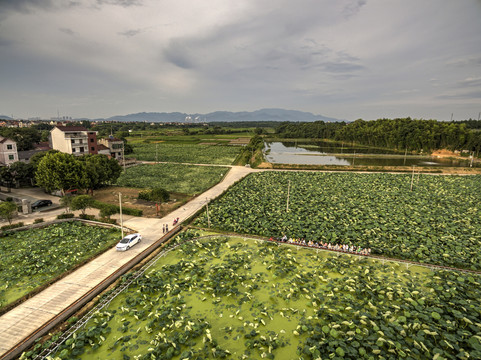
left=31, top=199, right=53, bottom=210
left=116, top=233, right=142, bottom=251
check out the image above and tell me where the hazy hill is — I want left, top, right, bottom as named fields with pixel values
left=105, top=108, right=341, bottom=123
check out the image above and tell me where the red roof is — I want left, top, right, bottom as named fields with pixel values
left=55, top=126, right=88, bottom=132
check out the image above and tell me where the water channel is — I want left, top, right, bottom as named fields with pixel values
left=264, top=141, right=478, bottom=167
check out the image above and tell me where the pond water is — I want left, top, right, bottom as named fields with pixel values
left=265, top=141, right=478, bottom=167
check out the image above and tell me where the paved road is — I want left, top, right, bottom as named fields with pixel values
left=0, top=165, right=255, bottom=359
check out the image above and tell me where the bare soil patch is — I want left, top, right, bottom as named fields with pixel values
left=92, top=186, right=193, bottom=218
left=431, top=149, right=458, bottom=157
left=229, top=137, right=250, bottom=145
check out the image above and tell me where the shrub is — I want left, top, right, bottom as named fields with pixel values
left=57, top=213, right=74, bottom=219
left=99, top=217, right=117, bottom=224
left=1, top=222, right=24, bottom=231
left=138, top=190, right=151, bottom=201
left=138, top=188, right=170, bottom=203
left=98, top=203, right=117, bottom=219
left=122, top=207, right=143, bottom=216
left=33, top=218, right=44, bottom=224
left=92, top=200, right=143, bottom=217
left=79, top=214, right=96, bottom=220
left=70, top=195, right=95, bottom=215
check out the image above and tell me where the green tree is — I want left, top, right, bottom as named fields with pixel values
left=0, top=201, right=18, bottom=224
left=35, top=152, right=87, bottom=194
left=60, top=195, right=74, bottom=213
left=70, top=195, right=95, bottom=215
left=30, top=150, right=59, bottom=173
left=0, top=166, right=13, bottom=189
left=80, top=154, right=122, bottom=194
left=9, top=161, right=35, bottom=187
left=151, top=188, right=170, bottom=203
left=0, top=127, right=41, bottom=151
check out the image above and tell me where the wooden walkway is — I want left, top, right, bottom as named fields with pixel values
left=0, top=166, right=254, bottom=360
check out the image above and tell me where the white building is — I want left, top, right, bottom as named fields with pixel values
left=0, top=136, right=18, bottom=165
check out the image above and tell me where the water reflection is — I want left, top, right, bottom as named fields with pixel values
left=265, top=142, right=476, bottom=167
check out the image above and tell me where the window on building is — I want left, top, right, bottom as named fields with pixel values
left=90, top=138, right=94, bottom=143
left=71, top=139, right=75, bottom=144
left=7, top=144, right=13, bottom=150
left=72, top=148, right=76, bottom=152
left=8, top=155, right=14, bottom=160
left=80, top=147, right=85, bottom=152
left=91, top=147, right=95, bottom=151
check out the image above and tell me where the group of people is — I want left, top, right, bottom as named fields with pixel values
left=270, top=235, right=372, bottom=256
left=162, top=224, right=169, bottom=233
left=162, top=218, right=181, bottom=234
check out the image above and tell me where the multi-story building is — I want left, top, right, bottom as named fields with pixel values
left=50, top=126, right=98, bottom=156
left=0, top=136, right=18, bottom=165
left=98, top=136, right=123, bottom=159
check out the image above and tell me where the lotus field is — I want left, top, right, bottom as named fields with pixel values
left=131, top=143, right=240, bottom=165
left=116, top=164, right=229, bottom=195
left=194, top=172, right=481, bottom=270
left=43, top=234, right=481, bottom=360
left=0, top=222, right=121, bottom=310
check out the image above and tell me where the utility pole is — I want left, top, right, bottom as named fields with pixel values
left=206, top=198, right=210, bottom=227
left=286, top=180, right=291, bottom=212
left=122, top=142, right=126, bottom=172
left=119, top=192, right=124, bottom=239
left=410, top=165, right=415, bottom=191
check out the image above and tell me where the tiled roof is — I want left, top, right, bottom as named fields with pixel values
left=55, top=126, right=88, bottom=132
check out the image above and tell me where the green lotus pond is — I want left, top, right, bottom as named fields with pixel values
left=44, top=233, right=481, bottom=360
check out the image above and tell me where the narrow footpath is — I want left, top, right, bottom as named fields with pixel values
left=0, top=166, right=255, bottom=359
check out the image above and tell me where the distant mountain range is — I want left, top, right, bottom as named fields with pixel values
left=102, top=108, right=343, bottom=123
left=1, top=109, right=343, bottom=123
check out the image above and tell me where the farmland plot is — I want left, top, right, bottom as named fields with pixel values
left=131, top=143, right=240, bottom=165
left=0, top=222, right=121, bottom=310
left=116, top=164, right=229, bottom=195
left=44, top=235, right=481, bottom=360
left=194, top=172, right=481, bottom=270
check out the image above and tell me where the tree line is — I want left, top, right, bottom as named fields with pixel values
left=0, top=151, right=122, bottom=194
left=275, top=118, right=481, bottom=154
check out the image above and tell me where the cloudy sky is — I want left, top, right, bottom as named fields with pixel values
left=0, top=0, right=480, bottom=121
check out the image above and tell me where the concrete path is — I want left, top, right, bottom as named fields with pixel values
left=0, top=166, right=254, bottom=359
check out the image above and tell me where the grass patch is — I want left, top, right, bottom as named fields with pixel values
left=131, top=143, right=240, bottom=164
left=116, top=163, right=229, bottom=195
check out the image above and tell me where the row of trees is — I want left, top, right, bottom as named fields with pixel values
left=275, top=118, right=481, bottom=153
left=0, top=151, right=122, bottom=195
left=35, top=152, right=122, bottom=195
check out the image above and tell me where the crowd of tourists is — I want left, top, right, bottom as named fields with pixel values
left=269, top=235, right=372, bottom=256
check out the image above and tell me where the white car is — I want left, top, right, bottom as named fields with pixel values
left=116, top=233, right=142, bottom=251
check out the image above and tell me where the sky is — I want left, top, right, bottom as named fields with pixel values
left=0, top=0, right=480, bottom=121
